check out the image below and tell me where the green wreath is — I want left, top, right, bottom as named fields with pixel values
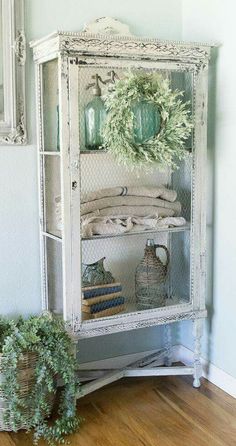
left=102, top=72, right=192, bottom=170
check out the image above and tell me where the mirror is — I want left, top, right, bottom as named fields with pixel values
left=0, top=0, right=26, bottom=144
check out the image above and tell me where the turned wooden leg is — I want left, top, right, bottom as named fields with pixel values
left=164, top=324, right=172, bottom=367
left=193, top=319, right=203, bottom=388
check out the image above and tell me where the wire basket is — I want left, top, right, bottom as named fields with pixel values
left=0, top=352, right=54, bottom=431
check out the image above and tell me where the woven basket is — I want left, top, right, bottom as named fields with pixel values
left=0, top=352, right=54, bottom=431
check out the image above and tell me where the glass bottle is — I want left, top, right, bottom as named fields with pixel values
left=85, top=74, right=107, bottom=150
left=132, top=100, right=161, bottom=144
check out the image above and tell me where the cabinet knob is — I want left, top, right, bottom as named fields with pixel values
left=72, top=181, right=78, bottom=190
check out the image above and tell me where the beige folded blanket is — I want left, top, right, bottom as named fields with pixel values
left=81, top=186, right=177, bottom=204
left=82, top=215, right=186, bottom=238
left=82, top=206, right=176, bottom=219
left=81, top=196, right=181, bottom=216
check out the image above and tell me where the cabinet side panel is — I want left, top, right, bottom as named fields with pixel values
left=68, top=59, right=82, bottom=330
left=36, top=63, right=48, bottom=310
left=191, top=65, right=208, bottom=310
left=58, top=55, right=73, bottom=323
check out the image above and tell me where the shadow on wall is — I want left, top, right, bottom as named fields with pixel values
left=77, top=324, right=166, bottom=363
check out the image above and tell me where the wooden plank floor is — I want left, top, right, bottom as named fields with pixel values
left=1, top=375, right=236, bottom=445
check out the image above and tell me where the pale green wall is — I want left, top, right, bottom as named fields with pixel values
left=3, top=1, right=233, bottom=376
left=0, top=0, right=182, bottom=362
left=181, top=0, right=236, bottom=379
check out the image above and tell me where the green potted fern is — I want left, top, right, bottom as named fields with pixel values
left=0, top=313, right=81, bottom=445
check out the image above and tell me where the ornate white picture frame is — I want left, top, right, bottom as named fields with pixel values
left=0, top=0, right=26, bottom=145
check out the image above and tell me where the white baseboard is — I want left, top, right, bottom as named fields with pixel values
left=80, top=345, right=236, bottom=399
left=176, top=344, right=236, bottom=399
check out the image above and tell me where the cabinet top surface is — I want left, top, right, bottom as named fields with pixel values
left=30, top=30, right=216, bottom=49
left=30, top=30, right=216, bottom=65
left=30, top=17, right=217, bottom=63
left=30, top=16, right=217, bottom=64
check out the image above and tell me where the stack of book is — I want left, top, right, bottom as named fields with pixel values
left=82, top=283, right=125, bottom=319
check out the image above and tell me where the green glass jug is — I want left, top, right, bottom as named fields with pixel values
left=132, top=99, right=161, bottom=144
left=85, top=74, right=106, bottom=150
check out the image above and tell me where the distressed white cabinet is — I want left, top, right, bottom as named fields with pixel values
left=31, top=19, right=214, bottom=392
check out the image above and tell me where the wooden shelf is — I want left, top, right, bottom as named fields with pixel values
left=124, top=296, right=190, bottom=314
left=40, top=151, right=60, bottom=156
left=82, top=296, right=191, bottom=323
left=42, top=224, right=190, bottom=244
left=80, top=149, right=192, bottom=156
left=82, top=222, right=191, bottom=241
left=42, top=231, right=62, bottom=242
left=40, top=149, right=192, bottom=156
left=80, top=149, right=107, bottom=155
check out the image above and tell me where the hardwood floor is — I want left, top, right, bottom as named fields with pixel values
left=1, top=375, right=236, bottom=446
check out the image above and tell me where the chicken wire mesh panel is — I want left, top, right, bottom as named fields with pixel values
left=46, top=238, right=63, bottom=315
left=82, top=232, right=167, bottom=318
left=80, top=152, right=170, bottom=197
left=167, top=231, right=191, bottom=305
left=77, top=65, right=193, bottom=152
left=78, top=64, right=175, bottom=153
left=171, top=154, right=192, bottom=222
left=78, top=64, right=192, bottom=321
left=80, top=152, right=192, bottom=234
left=82, top=229, right=191, bottom=320
left=78, top=63, right=192, bottom=220
left=170, top=71, right=193, bottom=151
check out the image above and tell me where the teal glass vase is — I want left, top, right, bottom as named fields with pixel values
left=132, top=100, right=161, bottom=144
left=85, top=96, right=106, bottom=150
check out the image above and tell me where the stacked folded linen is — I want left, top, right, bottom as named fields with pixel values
left=81, top=185, right=186, bottom=237
left=82, top=283, right=125, bottom=319
left=81, top=196, right=181, bottom=217
left=54, top=185, right=186, bottom=237
left=82, top=215, right=186, bottom=238
left=81, top=186, right=177, bottom=203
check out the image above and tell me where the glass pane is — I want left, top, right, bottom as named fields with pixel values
left=82, top=230, right=190, bottom=320
left=44, top=155, right=61, bottom=237
left=171, top=155, right=192, bottom=223
left=168, top=231, right=190, bottom=304
left=46, top=238, right=63, bottom=315
left=78, top=67, right=192, bottom=152
left=79, top=66, right=166, bottom=152
left=0, top=0, right=4, bottom=120
left=171, top=71, right=193, bottom=150
left=42, top=59, right=59, bottom=151
left=80, top=154, right=192, bottom=322
left=78, top=64, right=192, bottom=321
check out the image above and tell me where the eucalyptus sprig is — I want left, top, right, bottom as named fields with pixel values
left=103, top=72, right=193, bottom=170
left=0, top=314, right=82, bottom=445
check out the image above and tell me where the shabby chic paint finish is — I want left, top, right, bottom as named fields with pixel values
left=31, top=19, right=212, bottom=399
left=0, top=0, right=184, bottom=364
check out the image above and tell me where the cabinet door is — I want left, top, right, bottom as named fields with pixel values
left=38, top=54, right=207, bottom=334
left=68, top=57, right=202, bottom=333
left=37, top=59, right=63, bottom=315
left=37, top=57, right=81, bottom=327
